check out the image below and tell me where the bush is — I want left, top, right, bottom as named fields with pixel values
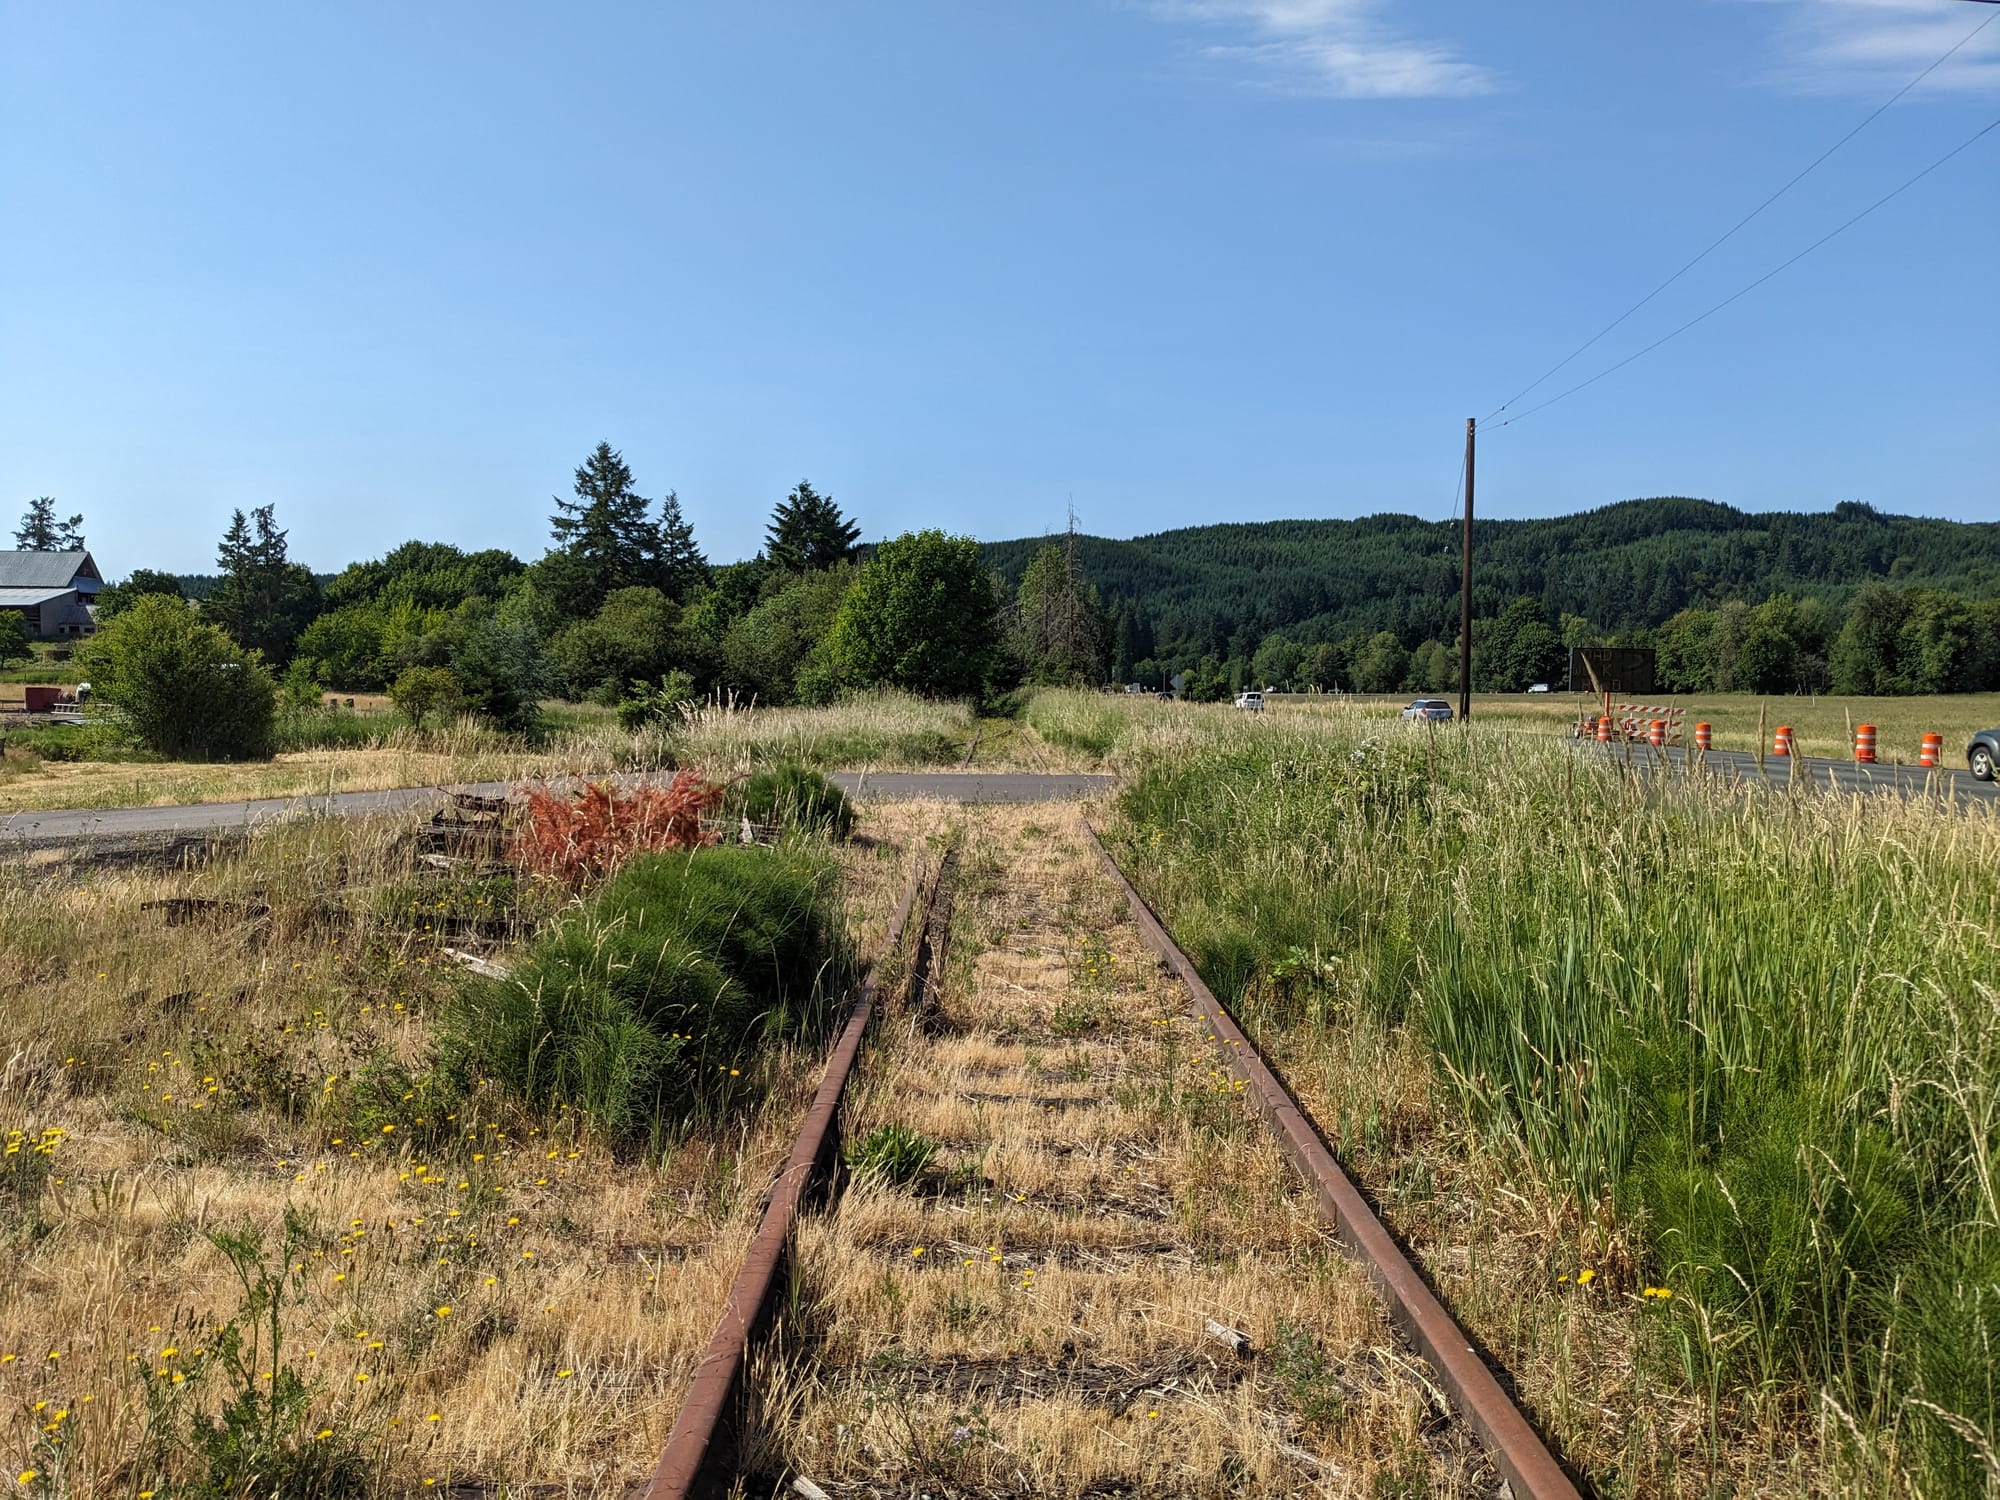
left=0, top=611, right=30, bottom=666
left=616, top=669, right=698, bottom=731
left=77, top=595, right=276, bottom=759
left=389, top=663, right=465, bottom=727
left=730, top=763, right=855, bottom=839
left=444, top=845, right=843, bottom=1144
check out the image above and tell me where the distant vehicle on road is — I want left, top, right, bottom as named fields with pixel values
left=1401, top=699, right=1453, bottom=721
left=1157, top=690, right=1175, bottom=702
left=1233, top=691, right=1264, bottom=712
left=1527, top=683, right=1551, bottom=693
left=1971, top=729, right=1999, bottom=781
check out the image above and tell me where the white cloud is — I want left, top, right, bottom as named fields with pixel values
left=1148, top=0, right=1497, bottom=100
left=1759, top=0, right=2000, bottom=95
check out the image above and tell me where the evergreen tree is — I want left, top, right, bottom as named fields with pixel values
left=13, top=496, right=84, bottom=551
left=545, top=442, right=659, bottom=617
left=653, top=490, right=709, bottom=601
left=206, top=506, right=323, bottom=665
left=766, top=480, right=860, bottom=573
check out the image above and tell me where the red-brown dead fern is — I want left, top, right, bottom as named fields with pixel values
left=512, top=773, right=722, bottom=884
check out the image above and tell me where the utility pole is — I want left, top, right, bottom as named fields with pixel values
left=1459, top=417, right=1475, bottom=723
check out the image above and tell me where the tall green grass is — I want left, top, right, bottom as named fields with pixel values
left=1116, top=722, right=2000, bottom=1495
left=444, top=844, right=846, bottom=1148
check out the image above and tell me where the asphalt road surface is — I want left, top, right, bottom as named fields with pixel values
left=1579, top=741, right=2000, bottom=806
left=0, top=771, right=1117, bottom=848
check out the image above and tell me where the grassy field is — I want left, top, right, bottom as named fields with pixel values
left=1107, top=705, right=2000, bottom=1496
left=1367, top=690, right=2000, bottom=763
left=0, top=691, right=992, bottom=814
left=0, top=795, right=929, bottom=1496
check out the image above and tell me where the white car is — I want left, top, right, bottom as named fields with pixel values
left=1528, top=683, right=1551, bottom=693
left=1233, top=691, right=1265, bottom=712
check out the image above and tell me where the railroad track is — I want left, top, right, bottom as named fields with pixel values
left=641, top=806, right=1579, bottom=1499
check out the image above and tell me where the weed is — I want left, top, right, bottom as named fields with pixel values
left=846, top=1125, right=937, bottom=1186
left=132, top=1208, right=368, bottom=1499
left=1269, top=1319, right=1346, bottom=1428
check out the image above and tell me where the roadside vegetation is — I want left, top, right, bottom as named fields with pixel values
left=0, top=776, right=920, bottom=1496
left=1111, top=709, right=2000, bottom=1496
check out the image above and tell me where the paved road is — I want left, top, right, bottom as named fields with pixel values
left=0, top=771, right=1118, bottom=847
left=1578, top=741, right=2000, bottom=806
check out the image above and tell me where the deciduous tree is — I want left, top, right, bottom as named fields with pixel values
left=828, top=530, right=998, bottom=697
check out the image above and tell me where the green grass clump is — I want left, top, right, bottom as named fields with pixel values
left=730, top=762, right=856, bottom=839
left=1117, top=719, right=2000, bottom=1495
left=846, top=1124, right=937, bottom=1186
left=443, top=845, right=844, bottom=1146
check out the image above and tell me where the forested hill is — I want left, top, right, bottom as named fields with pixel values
left=981, top=498, right=2000, bottom=661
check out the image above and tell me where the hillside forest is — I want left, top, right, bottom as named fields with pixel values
left=21, top=459, right=2000, bottom=756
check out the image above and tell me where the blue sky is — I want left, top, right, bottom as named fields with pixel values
left=2, top=2, right=1995, bottom=575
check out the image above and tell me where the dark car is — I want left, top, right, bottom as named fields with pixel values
left=1971, top=729, right=1999, bottom=782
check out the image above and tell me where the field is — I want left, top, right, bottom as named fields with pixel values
left=1102, top=697, right=2000, bottom=1496
left=0, top=693, right=982, bottom=814
left=5, top=691, right=1999, bottom=1496
left=0, top=792, right=932, bottom=1496
left=1386, top=690, right=2000, bottom=763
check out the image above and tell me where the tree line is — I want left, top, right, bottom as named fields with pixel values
left=985, top=498, right=2000, bottom=697
left=21, top=445, right=1120, bottom=756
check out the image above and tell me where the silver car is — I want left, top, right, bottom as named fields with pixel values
left=1400, top=699, right=1453, bottom=722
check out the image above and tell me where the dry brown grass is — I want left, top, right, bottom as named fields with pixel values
left=0, top=803, right=926, bottom=1497
left=755, top=806, right=1506, bottom=1497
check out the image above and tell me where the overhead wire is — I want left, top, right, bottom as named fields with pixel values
left=1483, top=4, right=2000, bottom=424
left=1497, top=108, right=2000, bottom=428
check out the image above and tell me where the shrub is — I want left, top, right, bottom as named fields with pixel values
left=77, top=594, right=276, bottom=759
left=730, top=763, right=855, bottom=839
left=444, top=845, right=842, bottom=1143
left=616, top=669, right=698, bottom=731
left=0, top=610, right=30, bottom=666
left=389, top=663, right=465, bottom=727
left=512, top=774, right=723, bottom=885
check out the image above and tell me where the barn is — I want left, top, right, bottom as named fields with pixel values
left=0, top=550, right=105, bottom=639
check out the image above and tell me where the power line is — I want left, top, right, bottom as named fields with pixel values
left=1497, top=109, right=2000, bottom=428
left=1484, top=4, right=2000, bottom=423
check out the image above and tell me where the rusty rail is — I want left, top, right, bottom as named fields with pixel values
left=639, top=846, right=942, bottom=1500
left=1083, top=822, right=1584, bottom=1500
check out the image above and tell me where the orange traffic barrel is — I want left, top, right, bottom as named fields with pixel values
left=1694, top=721, right=1712, bottom=752
left=1596, top=715, right=1611, bottom=742
left=1920, top=732, right=1942, bottom=768
left=1855, top=723, right=1876, bottom=763
left=1774, top=725, right=1792, bottom=756
left=1647, top=719, right=1666, bottom=747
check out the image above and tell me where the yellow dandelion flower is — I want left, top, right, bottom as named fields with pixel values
left=1577, top=1268, right=1596, bottom=1285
